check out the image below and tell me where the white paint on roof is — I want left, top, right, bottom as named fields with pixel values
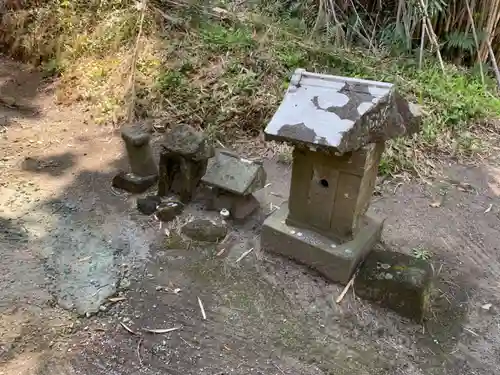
left=265, top=69, right=394, bottom=148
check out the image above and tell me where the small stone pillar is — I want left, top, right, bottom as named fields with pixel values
left=261, top=69, right=422, bottom=284
left=121, top=122, right=158, bottom=177
left=158, top=124, right=214, bottom=203
left=112, top=122, right=158, bottom=194
left=201, top=150, right=267, bottom=220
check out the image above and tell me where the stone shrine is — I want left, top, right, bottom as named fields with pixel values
left=158, top=124, right=214, bottom=203
left=261, top=69, right=422, bottom=284
left=202, top=150, right=267, bottom=220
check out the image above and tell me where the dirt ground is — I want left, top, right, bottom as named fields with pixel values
left=1, top=57, right=500, bottom=375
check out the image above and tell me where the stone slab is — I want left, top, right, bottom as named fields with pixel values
left=112, top=172, right=157, bottom=194
left=354, top=250, right=433, bottom=322
left=202, top=150, right=267, bottom=195
left=261, top=204, right=383, bottom=284
left=264, top=69, right=422, bottom=154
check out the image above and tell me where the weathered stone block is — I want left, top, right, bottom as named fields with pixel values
left=181, top=219, right=228, bottom=243
left=161, top=124, right=214, bottom=161
left=156, top=200, right=184, bottom=222
left=354, top=250, right=433, bottom=322
left=158, top=124, right=214, bottom=203
left=121, top=122, right=158, bottom=177
left=261, top=205, right=383, bottom=284
left=137, top=195, right=161, bottom=215
left=112, top=172, right=157, bottom=194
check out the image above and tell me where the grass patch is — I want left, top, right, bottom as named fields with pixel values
left=1, top=2, right=500, bottom=174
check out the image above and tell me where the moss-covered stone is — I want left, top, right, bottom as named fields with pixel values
left=181, top=219, right=227, bottom=243
left=354, top=249, right=433, bottom=322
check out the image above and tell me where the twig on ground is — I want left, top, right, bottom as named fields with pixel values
left=137, top=337, right=144, bottom=366
left=180, top=336, right=195, bottom=348
left=121, top=321, right=137, bottom=335
left=142, top=326, right=182, bottom=334
left=463, top=327, right=479, bottom=337
left=216, top=247, right=226, bottom=256
left=273, top=363, right=286, bottom=374
left=336, top=274, right=356, bottom=303
left=236, top=247, right=254, bottom=263
left=198, top=297, right=207, bottom=320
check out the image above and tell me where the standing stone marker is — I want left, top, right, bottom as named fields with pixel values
left=261, top=69, right=422, bottom=284
left=202, top=150, right=267, bottom=220
left=158, top=124, right=214, bottom=203
left=113, top=122, right=158, bottom=193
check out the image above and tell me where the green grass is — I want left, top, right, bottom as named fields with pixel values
left=2, top=1, right=500, bottom=174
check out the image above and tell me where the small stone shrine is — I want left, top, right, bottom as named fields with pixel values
left=158, top=124, right=214, bottom=203
left=261, top=69, right=422, bottom=284
left=202, top=150, right=267, bottom=220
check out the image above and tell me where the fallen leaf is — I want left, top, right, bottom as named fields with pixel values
left=236, top=247, right=255, bottom=263
left=108, top=297, right=126, bottom=303
left=457, top=182, right=474, bottom=192
left=430, top=200, right=442, bottom=208
left=142, top=326, right=182, bottom=334
left=481, top=303, right=492, bottom=310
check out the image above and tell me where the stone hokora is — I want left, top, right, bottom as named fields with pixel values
left=158, top=124, right=214, bottom=203
left=201, top=150, right=267, bottom=220
left=261, top=69, right=422, bottom=285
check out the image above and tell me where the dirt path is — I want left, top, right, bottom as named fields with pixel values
left=1, top=58, right=500, bottom=375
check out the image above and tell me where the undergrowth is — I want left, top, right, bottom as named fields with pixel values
left=1, top=0, right=500, bottom=175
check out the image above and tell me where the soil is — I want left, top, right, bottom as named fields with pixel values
left=2, top=57, right=500, bottom=375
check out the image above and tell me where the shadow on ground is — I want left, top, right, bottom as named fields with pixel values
left=2, top=128, right=500, bottom=375
left=21, top=152, right=77, bottom=177
left=0, top=57, right=48, bottom=122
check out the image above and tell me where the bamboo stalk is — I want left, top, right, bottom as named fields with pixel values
left=418, top=0, right=445, bottom=72
left=487, top=38, right=500, bottom=91
left=465, top=0, right=485, bottom=88
left=480, top=0, right=500, bottom=61
left=418, top=17, right=426, bottom=70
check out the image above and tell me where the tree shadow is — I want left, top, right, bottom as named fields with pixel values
left=0, top=215, right=29, bottom=243
left=0, top=57, right=48, bottom=125
left=21, top=152, right=78, bottom=177
left=3, top=140, right=500, bottom=375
